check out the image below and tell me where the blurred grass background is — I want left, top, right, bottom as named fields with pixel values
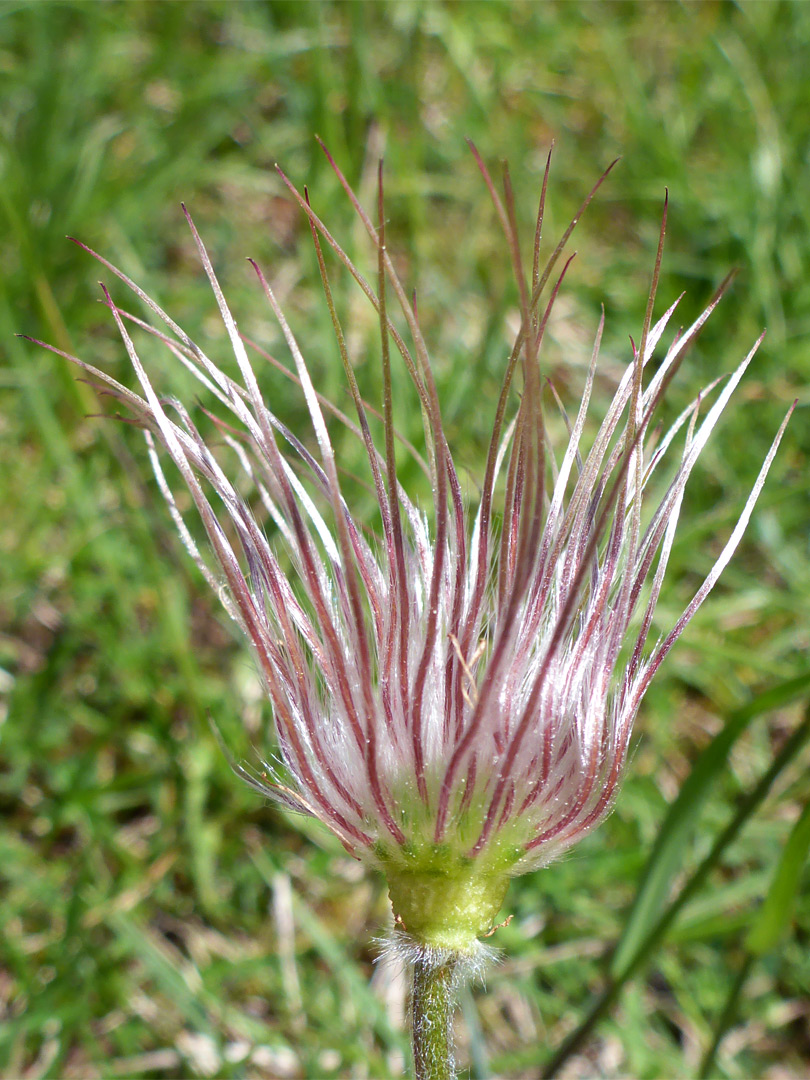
left=1, top=1, right=809, bottom=1077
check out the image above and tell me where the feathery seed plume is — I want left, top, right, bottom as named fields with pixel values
left=32, top=146, right=792, bottom=1030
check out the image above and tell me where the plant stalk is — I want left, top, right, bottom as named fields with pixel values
left=411, top=950, right=459, bottom=1080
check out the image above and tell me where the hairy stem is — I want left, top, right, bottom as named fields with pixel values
left=411, top=951, right=459, bottom=1080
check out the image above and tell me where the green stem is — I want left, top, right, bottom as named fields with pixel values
left=412, top=951, right=459, bottom=1080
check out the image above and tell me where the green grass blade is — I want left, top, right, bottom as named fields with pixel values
left=697, top=796, right=810, bottom=1077
left=543, top=699, right=810, bottom=1078
left=745, top=796, right=810, bottom=956
left=105, top=909, right=215, bottom=1034
left=610, top=671, right=810, bottom=977
left=696, top=792, right=810, bottom=1077
left=697, top=952, right=755, bottom=1079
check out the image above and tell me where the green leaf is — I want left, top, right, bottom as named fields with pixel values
left=745, top=797, right=810, bottom=956
left=610, top=671, right=810, bottom=977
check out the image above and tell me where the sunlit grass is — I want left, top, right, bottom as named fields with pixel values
left=2, top=2, right=809, bottom=1077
